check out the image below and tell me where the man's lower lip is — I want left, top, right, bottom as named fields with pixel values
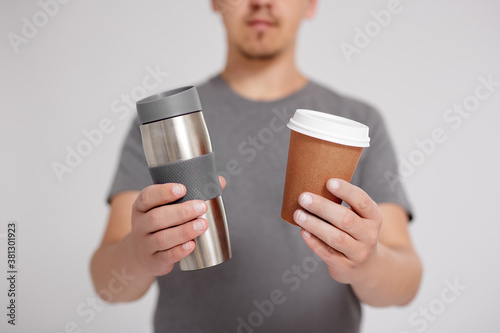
left=248, top=22, right=274, bottom=30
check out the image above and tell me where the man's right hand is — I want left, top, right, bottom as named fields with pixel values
left=128, top=183, right=210, bottom=277
left=91, top=176, right=226, bottom=302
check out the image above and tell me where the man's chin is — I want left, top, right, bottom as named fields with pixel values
left=237, top=46, right=283, bottom=60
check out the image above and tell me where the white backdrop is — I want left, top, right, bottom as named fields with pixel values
left=1, top=0, right=499, bottom=332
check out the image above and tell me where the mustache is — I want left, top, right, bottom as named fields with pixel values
left=245, top=10, right=279, bottom=25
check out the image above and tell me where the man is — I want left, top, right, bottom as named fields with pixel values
left=91, top=0, right=422, bottom=332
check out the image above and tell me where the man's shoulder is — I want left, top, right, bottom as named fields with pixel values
left=195, top=75, right=224, bottom=96
left=194, top=75, right=234, bottom=107
left=305, top=79, right=384, bottom=129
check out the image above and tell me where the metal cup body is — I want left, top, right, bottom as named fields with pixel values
left=140, top=111, right=231, bottom=271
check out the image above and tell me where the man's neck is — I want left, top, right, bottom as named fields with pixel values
left=221, top=46, right=307, bottom=102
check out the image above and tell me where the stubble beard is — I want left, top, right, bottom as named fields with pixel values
left=236, top=32, right=285, bottom=60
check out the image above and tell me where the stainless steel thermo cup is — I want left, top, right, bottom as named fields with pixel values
left=136, top=86, right=231, bottom=271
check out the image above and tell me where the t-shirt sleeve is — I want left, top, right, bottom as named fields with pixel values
left=355, top=109, right=414, bottom=221
left=107, top=117, right=153, bottom=203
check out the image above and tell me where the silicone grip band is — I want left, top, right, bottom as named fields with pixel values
left=148, top=153, right=222, bottom=204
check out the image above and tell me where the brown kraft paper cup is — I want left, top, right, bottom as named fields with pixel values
left=281, top=110, right=369, bottom=226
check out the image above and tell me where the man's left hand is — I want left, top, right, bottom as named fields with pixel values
left=293, top=178, right=383, bottom=285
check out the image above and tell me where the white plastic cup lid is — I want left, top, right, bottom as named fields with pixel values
left=287, top=109, right=370, bottom=147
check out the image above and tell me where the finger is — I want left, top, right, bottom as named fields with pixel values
left=327, top=179, right=382, bottom=223
left=297, top=191, right=365, bottom=240
left=219, top=176, right=226, bottom=190
left=153, top=240, right=196, bottom=272
left=134, top=183, right=186, bottom=212
left=142, top=200, right=207, bottom=234
left=300, top=228, right=348, bottom=266
left=300, top=229, right=354, bottom=284
left=147, top=218, right=208, bottom=253
left=294, top=209, right=360, bottom=260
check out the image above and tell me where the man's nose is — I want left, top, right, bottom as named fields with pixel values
left=250, top=0, right=273, bottom=10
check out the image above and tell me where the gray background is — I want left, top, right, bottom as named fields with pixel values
left=1, top=0, right=499, bottom=332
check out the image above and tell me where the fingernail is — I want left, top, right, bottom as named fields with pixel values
left=182, top=241, right=192, bottom=251
left=294, top=210, right=306, bottom=224
left=193, top=219, right=205, bottom=231
left=328, top=179, right=340, bottom=191
left=300, top=193, right=313, bottom=207
left=302, top=229, right=311, bottom=238
left=172, top=184, right=183, bottom=197
left=194, top=201, right=206, bottom=214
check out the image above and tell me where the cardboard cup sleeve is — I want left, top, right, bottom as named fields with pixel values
left=281, top=131, right=364, bottom=226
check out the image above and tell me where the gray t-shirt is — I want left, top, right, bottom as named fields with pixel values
left=108, top=75, right=412, bottom=333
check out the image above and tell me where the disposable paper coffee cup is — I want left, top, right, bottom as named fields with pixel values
left=281, top=109, right=370, bottom=226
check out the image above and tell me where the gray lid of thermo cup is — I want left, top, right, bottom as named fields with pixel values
left=136, top=86, right=202, bottom=124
